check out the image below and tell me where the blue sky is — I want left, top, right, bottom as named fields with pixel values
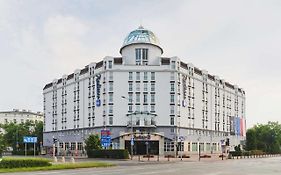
left=0, top=0, right=281, bottom=128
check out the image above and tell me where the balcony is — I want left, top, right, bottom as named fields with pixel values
left=126, top=111, right=157, bottom=128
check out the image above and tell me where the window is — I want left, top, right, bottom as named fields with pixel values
left=109, top=93, right=113, bottom=103
left=164, top=142, right=174, bottom=152
left=109, top=105, right=113, bottom=114
left=136, top=82, right=140, bottom=91
left=171, top=83, right=175, bottom=92
left=170, top=117, right=174, bottom=125
left=136, top=94, right=140, bottom=103
left=109, top=117, right=113, bottom=125
left=128, top=105, right=133, bottom=112
left=129, top=94, right=133, bottom=103
left=144, top=72, right=148, bottom=80
left=142, top=49, right=148, bottom=65
left=136, top=105, right=140, bottom=112
left=109, top=82, right=113, bottom=91
left=144, top=83, right=148, bottom=91
left=136, top=72, right=140, bottom=80
left=170, top=94, right=175, bottom=103
left=129, top=83, right=133, bottom=91
left=151, top=94, right=155, bottom=103
left=192, top=143, right=198, bottom=151
left=144, top=94, right=148, bottom=103
left=170, top=72, right=175, bottom=80
left=151, top=104, right=155, bottom=112
left=129, top=72, right=133, bottom=80
left=109, top=72, right=113, bottom=81
left=171, top=61, right=176, bottom=69
left=144, top=105, right=148, bottom=112
left=170, top=105, right=175, bottom=114
left=151, top=72, right=155, bottom=80
left=135, top=49, right=141, bottom=65
left=108, top=61, right=112, bottom=69
left=151, top=83, right=155, bottom=91
left=135, top=48, right=148, bottom=65
left=178, top=142, right=184, bottom=151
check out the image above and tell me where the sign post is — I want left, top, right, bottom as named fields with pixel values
left=101, top=129, right=111, bottom=149
left=25, top=143, right=27, bottom=157
left=221, top=139, right=225, bottom=160
left=179, top=136, right=185, bottom=161
left=23, top=136, right=38, bottom=156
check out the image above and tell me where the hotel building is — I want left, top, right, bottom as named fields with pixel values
left=43, top=26, right=246, bottom=156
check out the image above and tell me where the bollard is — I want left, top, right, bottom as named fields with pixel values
left=53, top=156, right=58, bottom=163
left=168, top=155, right=170, bottom=161
left=71, top=157, right=75, bottom=164
left=138, top=155, right=140, bottom=162
left=157, top=154, right=159, bottom=162
left=61, top=156, right=65, bottom=163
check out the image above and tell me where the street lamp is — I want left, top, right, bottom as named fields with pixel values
left=198, top=136, right=201, bottom=161
left=121, top=96, right=134, bottom=160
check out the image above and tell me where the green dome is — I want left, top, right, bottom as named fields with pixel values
left=120, top=26, right=163, bottom=53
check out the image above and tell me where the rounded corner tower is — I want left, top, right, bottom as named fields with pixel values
left=120, top=26, right=163, bottom=65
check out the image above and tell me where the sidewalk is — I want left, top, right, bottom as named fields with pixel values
left=47, top=153, right=229, bottom=166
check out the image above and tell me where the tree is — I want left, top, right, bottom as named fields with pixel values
left=1, top=121, right=43, bottom=153
left=85, top=134, right=101, bottom=153
left=0, top=133, right=6, bottom=155
left=246, top=122, right=281, bottom=154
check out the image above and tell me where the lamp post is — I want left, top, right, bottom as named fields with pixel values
left=121, top=96, right=134, bottom=160
left=198, top=136, right=201, bottom=161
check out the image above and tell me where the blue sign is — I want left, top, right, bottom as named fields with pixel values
left=23, top=136, right=37, bottom=143
left=101, top=129, right=111, bottom=148
left=96, top=99, right=101, bottom=107
left=96, top=75, right=101, bottom=107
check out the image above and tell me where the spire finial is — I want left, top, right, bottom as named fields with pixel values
left=138, top=19, right=144, bottom=29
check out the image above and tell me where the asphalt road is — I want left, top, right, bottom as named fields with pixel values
left=4, top=156, right=281, bottom=175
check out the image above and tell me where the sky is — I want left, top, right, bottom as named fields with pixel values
left=0, top=0, right=281, bottom=128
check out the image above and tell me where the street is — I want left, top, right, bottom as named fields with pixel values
left=3, top=156, right=281, bottom=175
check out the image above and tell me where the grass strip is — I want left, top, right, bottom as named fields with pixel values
left=0, top=162, right=114, bottom=173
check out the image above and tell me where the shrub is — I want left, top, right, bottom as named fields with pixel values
left=242, top=151, right=251, bottom=156
left=87, top=149, right=129, bottom=159
left=200, top=154, right=211, bottom=158
left=143, top=155, right=154, bottom=158
left=12, top=150, right=39, bottom=156
left=250, top=150, right=264, bottom=155
left=178, top=154, right=190, bottom=158
left=229, top=151, right=242, bottom=157
left=164, top=155, right=175, bottom=158
left=0, top=157, right=51, bottom=168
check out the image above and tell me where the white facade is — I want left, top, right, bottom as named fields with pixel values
left=43, top=26, right=246, bottom=156
left=0, top=109, right=43, bottom=125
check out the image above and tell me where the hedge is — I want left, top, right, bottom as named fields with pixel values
left=229, top=150, right=263, bottom=157
left=0, top=157, right=51, bottom=168
left=87, top=149, right=129, bottom=159
left=12, top=150, right=39, bottom=156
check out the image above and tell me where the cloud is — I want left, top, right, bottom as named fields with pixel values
left=0, top=0, right=281, bottom=128
left=43, top=15, right=92, bottom=73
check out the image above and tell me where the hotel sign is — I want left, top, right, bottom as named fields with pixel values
left=96, top=74, right=101, bottom=107
left=133, top=134, right=151, bottom=140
